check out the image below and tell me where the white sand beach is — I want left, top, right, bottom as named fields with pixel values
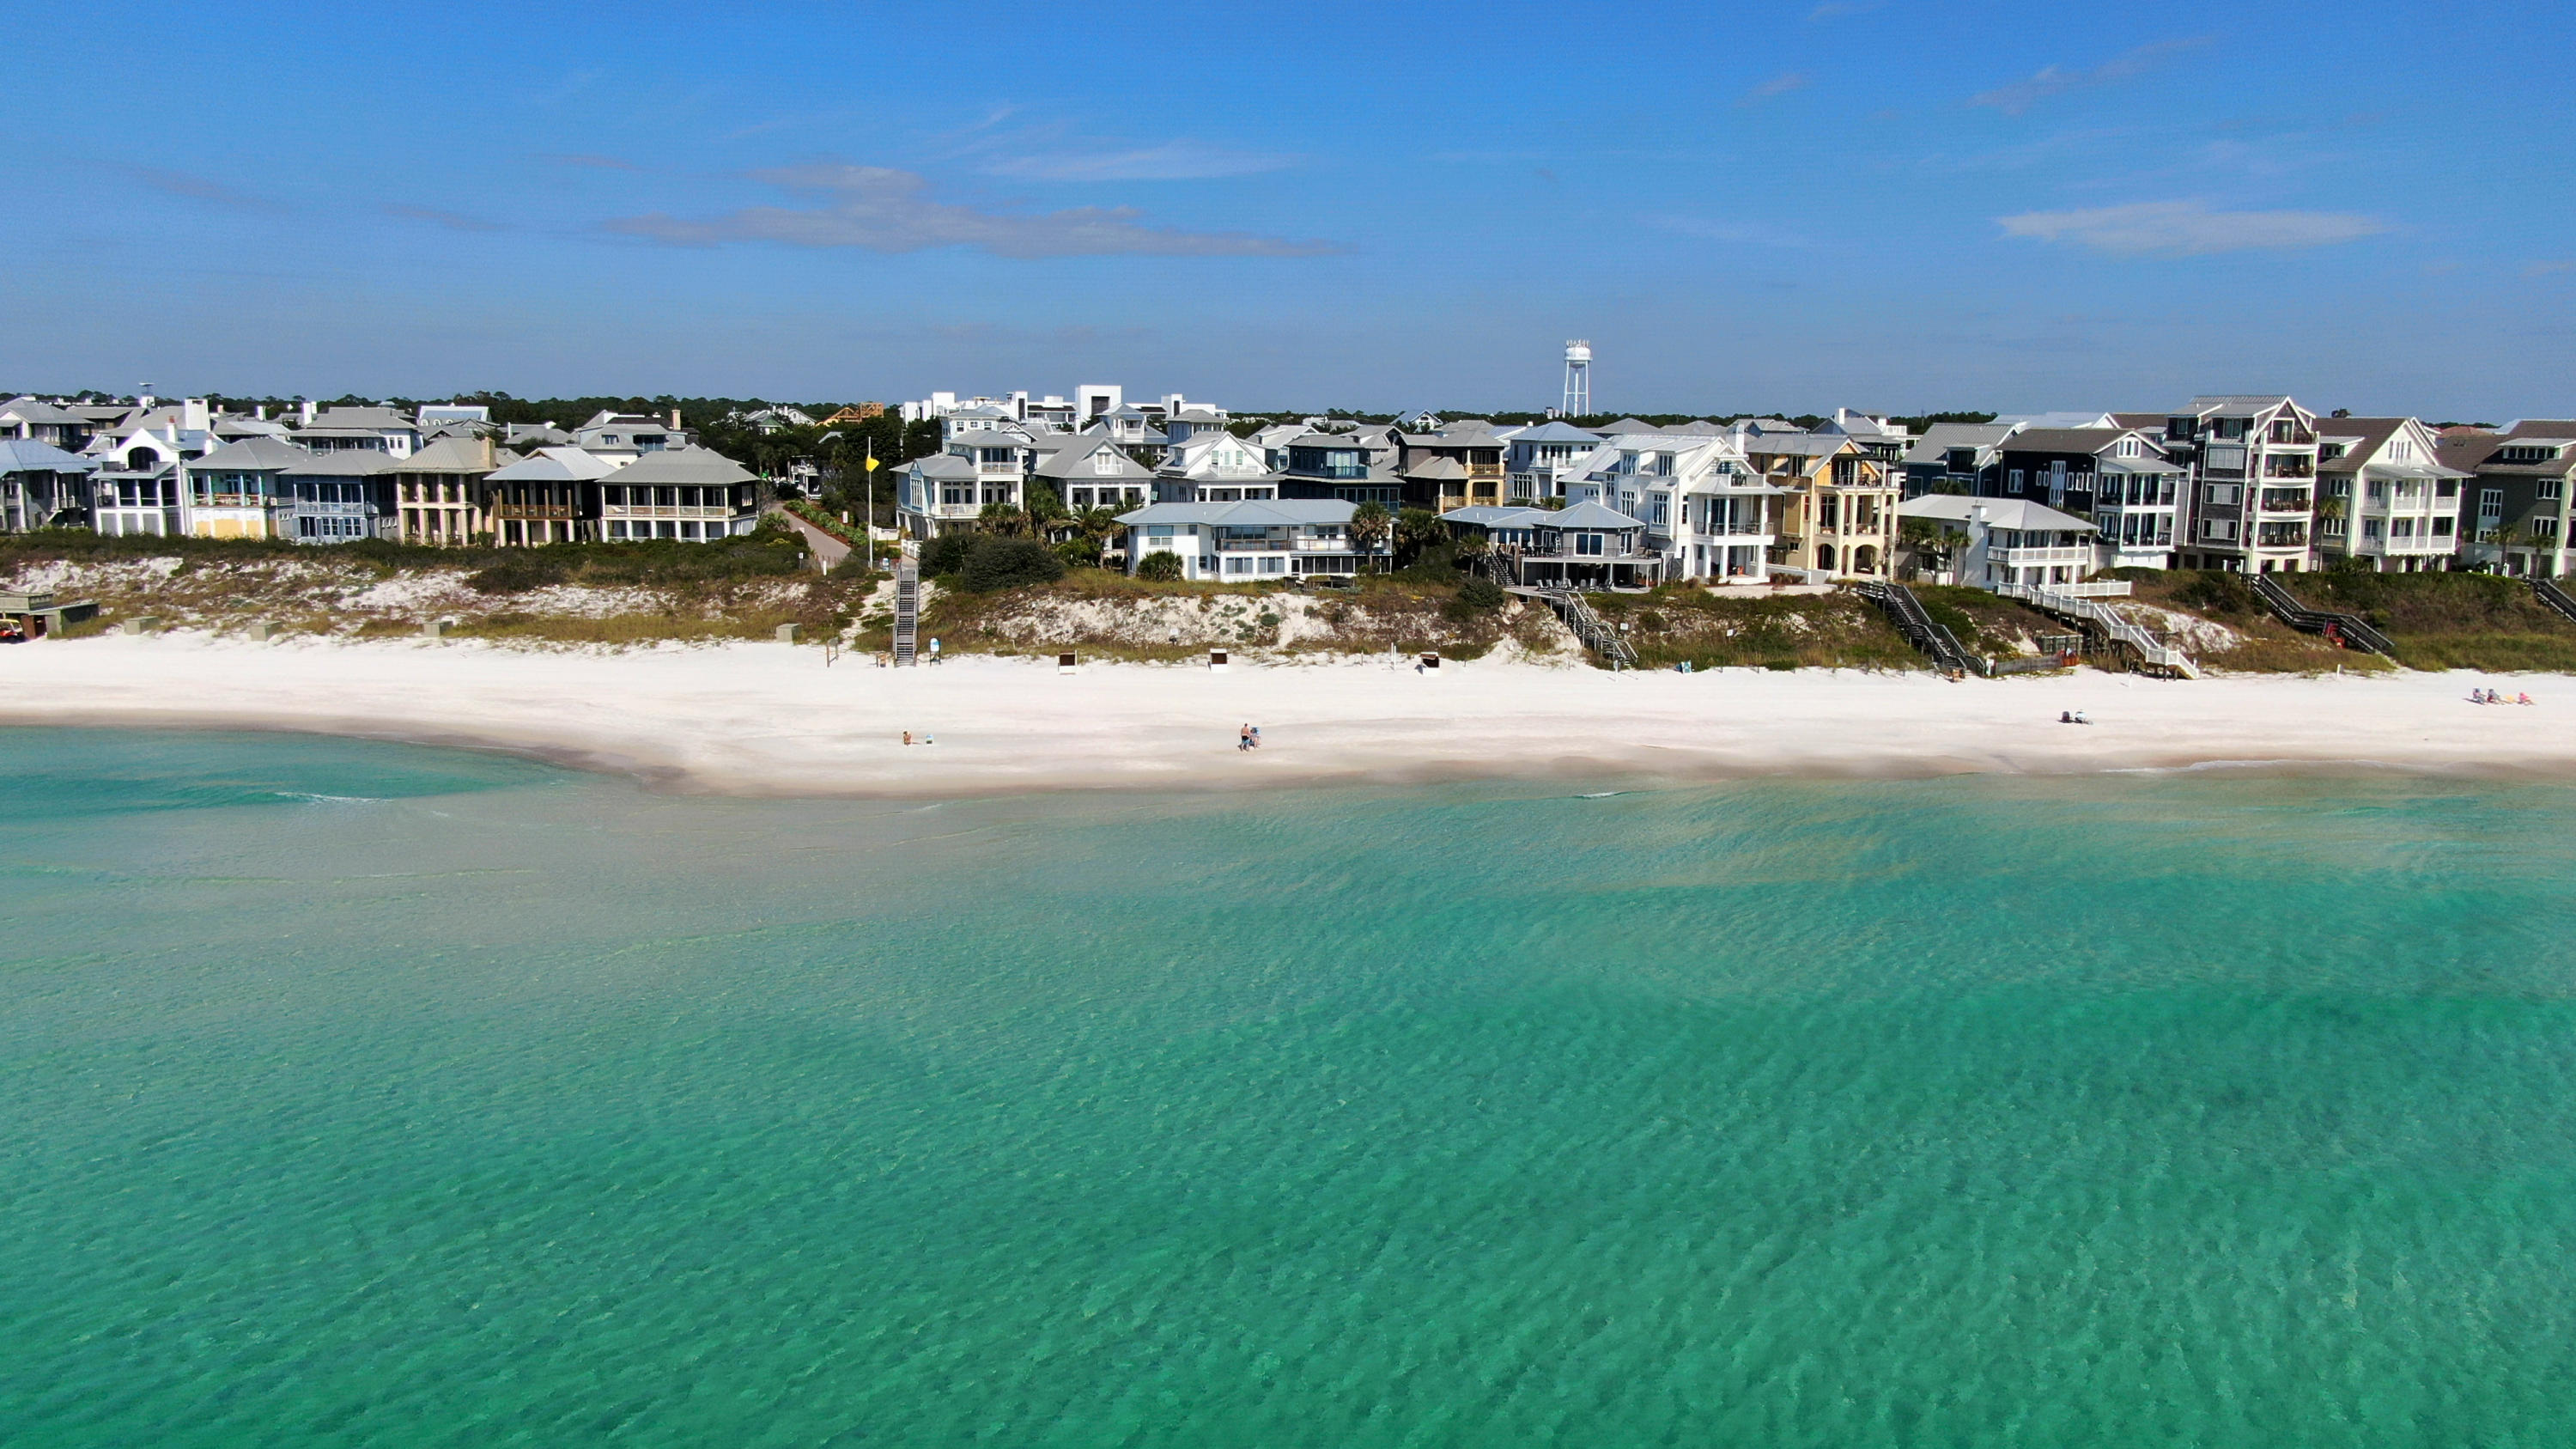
left=2, top=633, right=2566, bottom=795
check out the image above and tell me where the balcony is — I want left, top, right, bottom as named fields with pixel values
left=607, top=504, right=750, bottom=520
left=2263, top=459, right=2316, bottom=479
left=491, top=503, right=581, bottom=521
left=2254, top=526, right=2310, bottom=549
left=2256, top=489, right=2312, bottom=513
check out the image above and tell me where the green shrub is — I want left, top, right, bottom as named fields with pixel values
left=1135, top=551, right=1183, bottom=581
left=466, top=554, right=571, bottom=594
left=919, top=532, right=977, bottom=577
left=1456, top=575, right=1507, bottom=611
left=958, top=537, right=1066, bottom=593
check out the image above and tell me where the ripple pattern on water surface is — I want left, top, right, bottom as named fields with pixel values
left=5, top=730, right=2576, bottom=1446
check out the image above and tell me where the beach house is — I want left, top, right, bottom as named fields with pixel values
left=2437, top=421, right=2576, bottom=576
left=1899, top=495, right=2102, bottom=588
left=1114, top=499, right=1362, bottom=581
left=2312, top=417, right=2467, bottom=571
left=597, top=446, right=760, bottom=541
left=1443, top=501, right=1665, bottom=590
left=2165, top=396, right=2322, bottom=573
left=392, top=436, right=498, bottom=545
left=1985, top=427, right=2186, bottom=570
left=483, top=445, right=614, bottom=545
left=0, top=440, right=96, bottom=533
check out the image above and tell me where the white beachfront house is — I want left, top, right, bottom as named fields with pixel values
left=1115, top=499, right=1362, bottom=581
left=1555, top=431, right=1783, bottom=582
left=0, top=440, right=96, bottom=533
left=597, top=446, right=761, bottom=540
left=2312, top=417, right=2468, bottom=571
left=1153, top=432, right=1278, bottom=503
left=1899, top=495, right=2100, bottom=588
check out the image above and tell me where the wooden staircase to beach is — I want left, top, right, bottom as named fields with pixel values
left=1993, top=581, right=2199, bottom=678
left=2247, top=574, right=2394, bottom=658
left=892, top=554, right=920, bottom=667
left=2533, top=575, right=2576, bottom=626
left=1856, top=581, right=1985, bottom=677
left=1509, top=584, right=1636, bottom=669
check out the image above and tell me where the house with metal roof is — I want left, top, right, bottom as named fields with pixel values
left=1899, top=495, right=2101, bottom=588
left=281, top=447, right=400, bottom=543
left=1502, top=421, right=1605, bottom=503
left=0, top=440, right=96, bottom=533
left=1398, top=428, right=1508, bottom=511
left=2437, top=421, right=2576, bottom=576
left=484, top=445, right=615, bottom=545
left=392, top=436, right=501, bottom=545
left=1445, top=499, right=1664, bottom=590
left=293, top=405, right=422, bottom=458
left=598, top=446, right=760, bottom=541
left=1986, top=427, right=2186, bottom=570
left=181, top=435, right=313, bottom=539
left=1728, top=426, right=1900, bottom=581
left=1114, top=498, right=1364, bottom=581
left=574, top=410, right=693, bottom=460
left=1155, top=433, right=1278, bottom=505
left=2312, top=417, right=2467, bottom=572
left=896, top=452, right=983, bottom=539
left=1901, top=423, right=2020, bottom=497
left=0, top=397, right=94, bottom=452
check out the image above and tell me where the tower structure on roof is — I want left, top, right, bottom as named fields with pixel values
left=1562, top=340, right=1592, bottom=417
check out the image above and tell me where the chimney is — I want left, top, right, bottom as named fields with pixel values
left=181, top=398, right=210, bottom=433
left=297, top=399, right=316, bottom=427
left=669, top=407, right=682, bottom=429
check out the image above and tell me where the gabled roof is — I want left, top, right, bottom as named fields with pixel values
left=1508, top=421, right=1604, bottom=444
left=400, top=436, right=496, bottom=473
left=2506, top=418, right=2576, bottom=440
left=283, top=449, right=398, bottom=477
left=1999, top=428, right=2125, bottom=454
left=0, top=397, right=85, bottom=425
left=1115, top=499, right=1357, bottom=527
left=1404, top=456, right=1469, bottom=480
left=487, top=446, right=618, bottom=483
left=908, top=453, right=977, bottom=479
left=1544, top=500, right=1647, bottom=529
left=2107, top=412, right=2168, bottom=431
left=1443, top=504, right=1555, bottom=527
left=2312, top=417, right=2409, bottom=466
left=1903, top=423, right=2017, bottom=466
left=1899, top=495, right=2095, bottom=533
left=190, top=436, right=316, bottom=471
left=1034, top=439, right=1153, bottom=480
left=0, top=439, right=94, bottom=473
left=1741, top=433, right=1853, bottom=459
left=601, top=445, right=755, bottom=486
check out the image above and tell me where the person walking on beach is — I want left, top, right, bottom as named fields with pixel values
left=1238, top=724, right=1250, bottom=751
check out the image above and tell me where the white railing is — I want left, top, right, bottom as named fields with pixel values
left=1996, top=581, right=2195, bottom=677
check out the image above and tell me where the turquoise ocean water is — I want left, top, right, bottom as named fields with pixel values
left=7, top=727, right=2576, bottom=1446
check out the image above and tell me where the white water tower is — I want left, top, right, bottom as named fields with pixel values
left=1562, top=340, right=1592, bottom=417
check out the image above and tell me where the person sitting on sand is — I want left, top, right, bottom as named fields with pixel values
left=902, top=731, right=914, bottom=746
left=2519, top=692, right=2536, bottom=705
left=2060, top=710, right=2075, bottom=724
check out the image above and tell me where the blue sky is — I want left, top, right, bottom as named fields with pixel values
left=5, top=0, right=2570, bottom=417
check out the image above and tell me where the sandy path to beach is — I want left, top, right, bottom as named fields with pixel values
left=3, top=634, right=2565, bottom=795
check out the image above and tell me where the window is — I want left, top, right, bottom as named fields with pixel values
left=2206, top=484, right=2239, bottom=507
left=1224, top=557, right=1251, bottom=575
left=2541, top=479, right=2565, bottom=501
left=1575, top=533, right=1605, bottom=556
left=2392, top=518, right=2416, bottom=539
left=1260, top=557, right=1285, bottom=575
left=2433, top=517, right=2455, bottom=537
left=2202, top=518, right=2239, bottom=541
left=2479, top=488, right=2504, bottom=521
left=1147, top=525, right=1175, bottom=538
left=2008, top=468, right=2026, bottom=494
left=1092, top=451, right=1121, bottom=476
left=2116, top=436, right=2142, bottom=458
left=2363, top=519, right=2385, bottom=540
left=2540, top=518, right=2564, bottom=541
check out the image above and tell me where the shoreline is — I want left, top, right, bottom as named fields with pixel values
left=6, top=633, right=2573, bottom=797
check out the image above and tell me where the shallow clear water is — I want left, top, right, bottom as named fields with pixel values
left=6, top=728, right=2576, bottom=1446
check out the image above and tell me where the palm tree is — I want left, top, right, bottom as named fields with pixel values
left=1348, top=501, right=1392, bottom=571
left=978, top=500, right=1027, bottom=537
left=1072, top=506, right=1121, bottom=565
left=1394, top=507, right=1443, bottom=567
left=1024, top=484, right=1068, bottom=540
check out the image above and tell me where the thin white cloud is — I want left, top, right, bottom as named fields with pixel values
left=605, top=164, right=1339, bottom=259
left=2524, top=259, right=2576, bottom=278
left=125, top=166, right=280, bottom=211
left=1971, top=37, right=2211, bottom=116
left=1740, top=72, right=1811, bottom=106
left=981, top=142, right=1297, bottom=182
left=1997, top=199, right=2386, bottom=256
left=384, top=204, right=506, bottom=233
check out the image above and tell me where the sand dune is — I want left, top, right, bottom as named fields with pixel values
left=3, top=633, right=2565, bottom=795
